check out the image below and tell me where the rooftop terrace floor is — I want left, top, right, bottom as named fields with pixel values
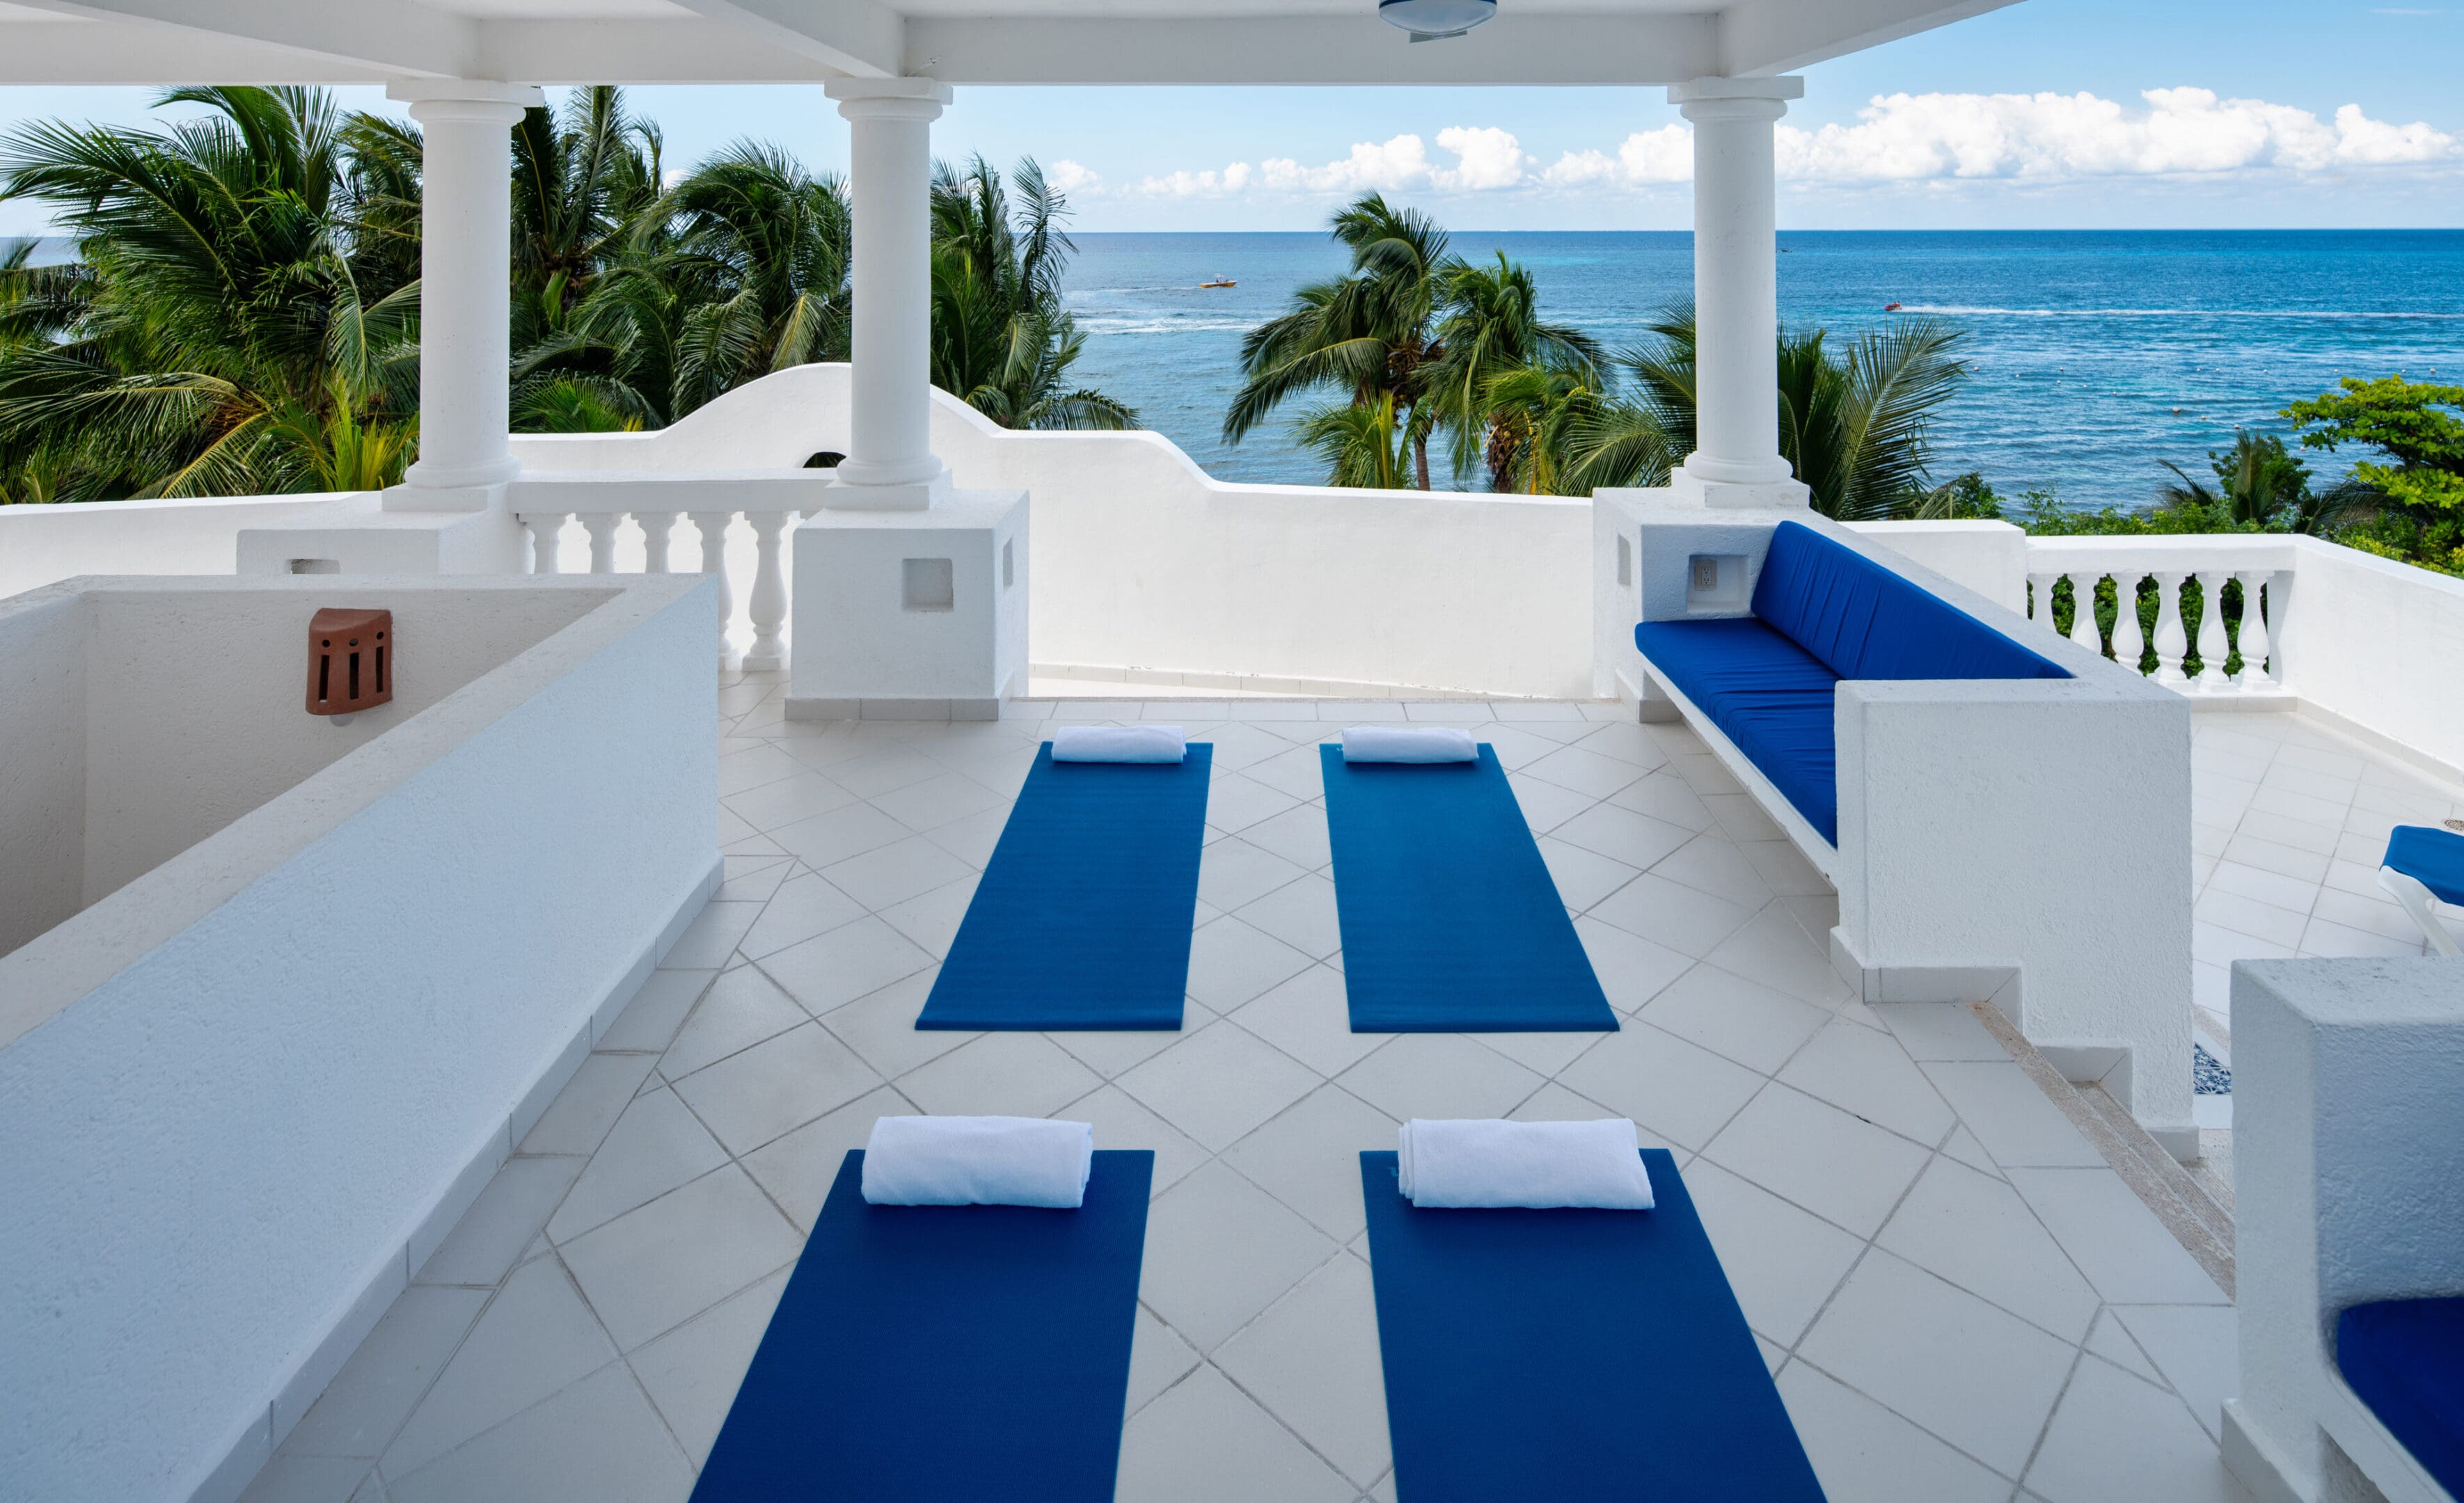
left=237, top=682, right=2387, bottom=1503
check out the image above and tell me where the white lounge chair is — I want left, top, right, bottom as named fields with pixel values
left=2380, top=825, right=2464, bottom=958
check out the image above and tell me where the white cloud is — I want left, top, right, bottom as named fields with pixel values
left=1773, top=88, right=2460, bottom=183
left=1045, top=158, right=1101, bottom=193
left=1433, top=126, right=1532, bottom=190
left=1132, top=162, right=1252, bottom=198
left=1139, top=129, right=1530, bottom=198
left=1116, top=90, right=2457, bottom=205
left=1543, top=125, right=1691, bottom=188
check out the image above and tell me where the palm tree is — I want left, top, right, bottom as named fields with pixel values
left=1295, top=390, right=1416, bottom=490
left=505, top=87, right=678, bottom=431
left=1424, top=252, right=1600, bottom=487
left=2158, top=429, right=2376, bottom=534
left=0, top=85, right=420, bottom=498
left=1563, top=306, right=1968, bottom=518
left=626, top=141, right=854, bottom=422
left=927, top=155, right=1134, bottom=430
left=1227, top=193, right=1451, bottom=487
left=1480, top=365, right=1608, bottom=495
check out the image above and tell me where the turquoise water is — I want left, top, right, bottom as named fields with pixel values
left=1061, top=229, right=2464, bottom=506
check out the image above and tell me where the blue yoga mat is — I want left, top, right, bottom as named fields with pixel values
left=1318, top=744, right=1615, bottom=1031
left=918, top=743, right=1212, bottom=1029
left=693, top=1149, right=1155, bottom=1503
left=1359, top=1149, right=1826, bottom=1502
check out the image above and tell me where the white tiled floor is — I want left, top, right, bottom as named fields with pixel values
left=244, top=681, right=2257, bottom=1503
left=2190, top=713, right=2461, bottom=1044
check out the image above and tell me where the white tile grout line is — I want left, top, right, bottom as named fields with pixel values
left=274, top=697, right=2238, bottom=1501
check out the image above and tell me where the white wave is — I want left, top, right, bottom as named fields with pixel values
left=1895, top=304, right=2464, bottom=321
left=1077, top=318, right=1260, bottom=335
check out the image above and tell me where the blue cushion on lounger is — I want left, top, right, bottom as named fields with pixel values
left=2385, top=825, right=2464, bottom=907
left=1634, top=617, right=1841, bottom=844
left=2337, top=1297, right=2464, bottom=1497
left=1751, top=520, right=2071, bottom=683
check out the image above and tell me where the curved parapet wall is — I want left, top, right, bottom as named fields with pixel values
left=510, top=364, right=1597, bottom=699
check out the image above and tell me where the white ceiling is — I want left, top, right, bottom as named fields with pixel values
left=0, top=0, right=2021, bottom=86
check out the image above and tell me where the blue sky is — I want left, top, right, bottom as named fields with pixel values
left=2, top=0, right=2461, bottom=234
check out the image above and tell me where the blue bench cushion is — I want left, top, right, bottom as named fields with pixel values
left=2338, top=1297, right=2464, bottom=1497
left=2385, top=825, right=2464, bottom=906
left=1634, top=618, right=1842, bottom=844
left=1635, top=521, right=2071, bottom=848
left=1753, top=520, right=2071, bottom=683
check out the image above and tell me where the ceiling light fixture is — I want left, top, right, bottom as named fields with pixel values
left=1377, top=0, right=1496, bottom=41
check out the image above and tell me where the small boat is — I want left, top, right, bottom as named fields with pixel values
left=1883, top=301, right=1902, bottom=312
left=1199, top=278, right=1235, bottom=289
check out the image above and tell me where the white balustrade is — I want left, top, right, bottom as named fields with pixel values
left=513, top=502, right=803, bottom=671
left=2021, top=536, right=2299, bottom=702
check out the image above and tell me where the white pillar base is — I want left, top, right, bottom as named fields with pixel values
left=823, top=464, right=954, bottom=513
left=1666, top=461, right=1812, bottom=511
left=381, top=479, right=511, bottom=515
left=235, top=493, right=527, bottom=575
left=785, top=488, right=1028, bottom=721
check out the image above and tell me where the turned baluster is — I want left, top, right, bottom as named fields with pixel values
left=688, top=510, right=739, bottom=669
left=2231, top=570, right=2274, bottom=688
left=2026, top=573, right=2061, bottom=633
left=2067, top=573, right=2106, bottom=658
left=580, top=512, right=622, bottom=575
left=524, top=513, right=564, bottom=575
left=742, top=511, right=793, bottom=672
left=2150, top=571, right=2190, bottom=685
left=2110, top=575, right=2149, bottom=674
left=2261, top=570, right=2291, bottom=689
left=2193, top=570, right=2232, bottom=691
left=640, top=511, right=682, bottom=575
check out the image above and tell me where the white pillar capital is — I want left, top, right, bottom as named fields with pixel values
left=386, top=79, right=543, bottom=126
left=1668, top=75, right=1803, bottom=110
left=827, top=77, right=952, bottom=509
left=384, top=79, right=542, bottom=509
left=1669, top=74, right=1809, bottom=509
left=825, top=77, right=954, bottom=122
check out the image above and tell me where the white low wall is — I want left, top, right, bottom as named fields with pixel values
left=2275, top=536, right=2464, bottom=783
left=0, top=575, right=719, bottom=1503
left=0, top=493, right=345, bottom=601
left=2226, top=957, right=2464, bottom=1503
left=512, top=363, right=1598, bottom=698
left=1847, top=518, right=2029, bottom=617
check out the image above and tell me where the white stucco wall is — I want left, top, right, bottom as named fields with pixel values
left=0, top=575, right=718, bottom=1503
left=0, top=493, right=345, bottom=601
left=0, top=591, right=88, bottom=955
left=70, top=584, right=605, bottom=907
left=2276, top=537, right=2464, bottom=781
left=512, top=363, right=1598, bottom=698
left=2226, top=958, right=2464, bottom=1503
left=1847, top=518, right=2030, bottom=617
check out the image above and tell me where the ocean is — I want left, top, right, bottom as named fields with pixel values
left=1060, top=229, right=2464, bottom=507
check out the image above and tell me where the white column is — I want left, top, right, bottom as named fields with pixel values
left=1668, top=76, right=1807, bottom=509
left=823, top=78, right=955, bottom=512
left=385, top=81, right=542, bottom=512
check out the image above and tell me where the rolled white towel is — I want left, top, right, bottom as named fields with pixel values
left=861, top=1116, right=1095, bottom=1208
left=1341, top=725, right=1478, bottom=764
left=1396, top=1118, right=1654, bottom=1209
left=1051, top=724, right=1187, bottom=763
